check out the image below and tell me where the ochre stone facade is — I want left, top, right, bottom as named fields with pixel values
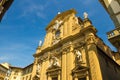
left=32, top=9, right=120, bottom=80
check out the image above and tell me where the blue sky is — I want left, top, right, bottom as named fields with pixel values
left=0, top=0, right=116, bottom=67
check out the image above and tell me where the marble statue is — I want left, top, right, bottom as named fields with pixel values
left=53, top=20, right=63, bottom=30
left=75, top=50, right=82, bottom=63
left=83, top=12, right=88, bottom=19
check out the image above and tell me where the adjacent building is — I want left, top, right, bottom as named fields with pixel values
left=0, top=64, right=8, bottom=80
left=1, top=63, right=11, bottom=80
left=31, top=9, right=120, bottom=80
left=22, top=63, right=33, bottom=80
left=99, top=0, right=120, bottom=28
left=99, top=0, right=120, bottom=65
left=9, top=66, right=23, bottom=80
left=5, top=63, right=33, bottom=80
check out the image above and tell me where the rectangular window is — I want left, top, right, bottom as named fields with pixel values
left=52, top=77, right=58, bottom=80
left=78, top=77, right=86, bottom=80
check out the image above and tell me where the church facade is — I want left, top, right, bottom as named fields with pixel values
left=31, top=9, right=120, bottom=80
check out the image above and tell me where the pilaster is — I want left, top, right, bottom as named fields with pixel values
left=66, top=44, right=74, bottom=80
left=61, top=51, right=67, bottom=80
left=48, top=76, right=52, bottom=80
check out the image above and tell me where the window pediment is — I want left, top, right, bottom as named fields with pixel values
left=72, top=65, right=89, bottom=78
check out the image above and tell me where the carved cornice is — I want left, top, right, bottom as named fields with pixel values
left=81, top=25, right=97, bottom=34
left=46, top=67, right=61, bottom=76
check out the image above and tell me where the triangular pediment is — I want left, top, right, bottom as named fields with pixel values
left=47, top=65, right=61, bottom=72
left=72, top=65, right=89, bottom=73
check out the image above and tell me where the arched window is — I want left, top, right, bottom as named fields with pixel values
left=55, top=30, right=60, bottom=38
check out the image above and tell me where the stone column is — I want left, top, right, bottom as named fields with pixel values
left=62, top=51, right=66, bottom=80
left=31, top=58, right=38, bottom=79
left=58, top=74, right=61, bottom=80
left=63, top=22, right=67, bottom=37
left=48, top=76, right=52, bottom=80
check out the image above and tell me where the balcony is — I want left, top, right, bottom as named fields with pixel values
left=107, top=27, right=120, bottom=39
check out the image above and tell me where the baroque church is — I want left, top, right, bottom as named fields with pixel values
left=31, top=9, right=120, bottom=80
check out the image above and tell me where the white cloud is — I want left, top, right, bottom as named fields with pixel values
left=0, top=55, right=16, bottom=61
left=0, top=56, right=9, bottom=61
left=18, top=0, right=49, bottom=19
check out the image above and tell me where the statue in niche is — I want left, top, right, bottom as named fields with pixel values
left=74, top=50, right=83, bottom=64
left=36, top=58, right=42, bottom=77
left=83, top=12, right=88, bottom=19
left=53, top=20, right=63, bottom=30
left=48, top=56, right=60, bottom=68
left=36, top=64, right=40, bottom=78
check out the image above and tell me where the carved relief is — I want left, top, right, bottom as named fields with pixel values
left=48, top=55, right=60, bottom=68
left=40, top=52, right=48, bottom=61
